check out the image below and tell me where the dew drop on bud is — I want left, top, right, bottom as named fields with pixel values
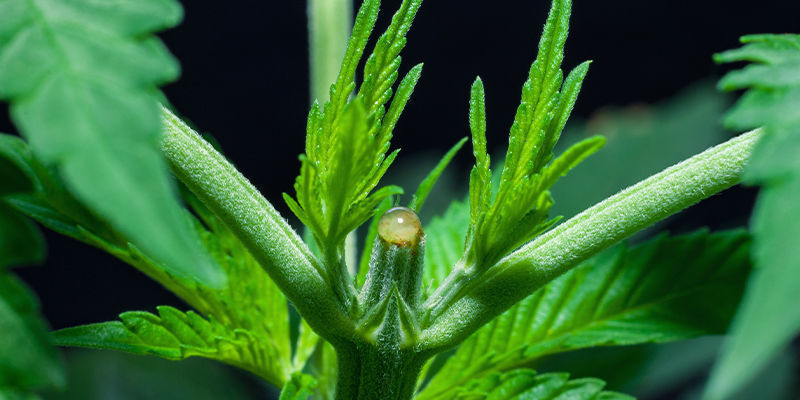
left=378, top=207, right=422, bottom=246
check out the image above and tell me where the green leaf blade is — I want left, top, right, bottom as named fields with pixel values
left=708, top=33, right=800, bottom=399
left=0, top=273, right=64, bottom=393
left=0, top=0, right=223, bottom=286
left=420, top=230, right=751, bottom=399
left=53, top=306, right=290, bottom=388
left=410, top=137, right=467, bottom=212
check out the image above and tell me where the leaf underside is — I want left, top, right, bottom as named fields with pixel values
left=43, top=185, right=299, bottom=388
left=0, top=0, right=222, bottom=286
left=418, top=230, right=751, bottom=399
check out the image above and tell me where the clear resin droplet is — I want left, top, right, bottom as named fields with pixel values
left=378, top=207, right=422, bottom=246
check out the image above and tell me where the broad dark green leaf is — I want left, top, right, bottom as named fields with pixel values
left=418, top=230, right=751, bottom=400
left=0, top=273, right=64, bottom=393
left=707, top=34, right=800, bottom=400
left=0, top=134, right=45, bottom=268
left=0, top=0, right=223, bottom=286
left=0, top=205, right=44, bottom=269
left=451, top=369, right=632, bottom=400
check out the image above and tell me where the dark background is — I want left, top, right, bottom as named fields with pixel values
left=4, top=0, right=800, bottom=398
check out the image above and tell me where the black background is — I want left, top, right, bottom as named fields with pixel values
left=4, top=0, right=800, bottom=396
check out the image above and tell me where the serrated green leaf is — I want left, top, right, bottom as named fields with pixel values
left=423, top=199, right=469, bottom=294
left=287, top=0, right=423, bottom=264
left=279, top=372, right=318, bottom=400
left=419, top=230, right=751, bottom=400
left=707, top=34, right=800, bottom=400
left=39, top=183, right=295, bottom=389
left=52, top=305, right=289, bottom=386
left=409, top=137, right=467, bottom=213
left=0, top=0, right=223, bottom=287
left=450, top=369, right=633, bottom=400
left=462, top=0, right=598, bottom=272
left=0, top=272, right=64, bottom=393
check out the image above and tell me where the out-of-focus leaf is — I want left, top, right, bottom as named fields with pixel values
left=0, top=0, right=224, bottom=287
left=0, top=134, right=44, bottom=269
left=307, top=340, right=337, bottom=400
left=0, top=206, right=44, bottom=269
left=0, top=273, right=64, bottom=394
left=46, top=350, right=254, bottom=400
left=551, top=82, right=731, bottom=219
left=707, top=34, right=800, bottom=400
left=279, top=372, right=318, bottom=400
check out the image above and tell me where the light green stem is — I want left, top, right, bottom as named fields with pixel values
left=419, top=129, right=761, bottom=351
left=160, top=108, right=353, bottom=343
left=308, top=0, right=353, bottom=103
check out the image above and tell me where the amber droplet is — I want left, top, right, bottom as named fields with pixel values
left=378, top=207, right=422, bottom=246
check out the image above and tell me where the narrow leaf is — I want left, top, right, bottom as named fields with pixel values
left=410, top=137, right=467, bottom=212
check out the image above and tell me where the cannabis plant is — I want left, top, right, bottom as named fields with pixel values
left=1, top=0, right=798, bottom=399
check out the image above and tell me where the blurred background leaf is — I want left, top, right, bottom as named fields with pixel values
left=45, top=350, right=263, bottom=400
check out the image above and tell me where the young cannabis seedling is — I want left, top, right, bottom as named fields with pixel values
left=2, top=0, right=797, bottom=399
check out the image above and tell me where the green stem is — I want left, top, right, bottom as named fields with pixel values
left=160, top=107, right=353, bottom=343
left=334, top=337, right=427, bottom=400
left=308, top=0, right=353, bottom=103
left=420, top=129, right=761, bottom=351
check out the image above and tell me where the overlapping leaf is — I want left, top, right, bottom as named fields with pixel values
left=285, top=0, right=423, bottom=255
left=44, top=187, right=298, bottom=388
left=0, top=273, right=64, bottom=395
left=4, top=125, right=308, bottom=389
left=422, top=199, right=470, bottom=294
left=465, top=0, right=603, bottom=271
left=279, top=372, right=318, bottom=400
left=0, top=0, right=222, bottom=286
left=418, top=230, right=751, bottom=399
left=707, top=34, right=800, bottom=400
left=0, top=134, right=44, bottom=268
left=53, top=305, right=287, bottom=384
left=451, top=369, right=632, bottom=400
